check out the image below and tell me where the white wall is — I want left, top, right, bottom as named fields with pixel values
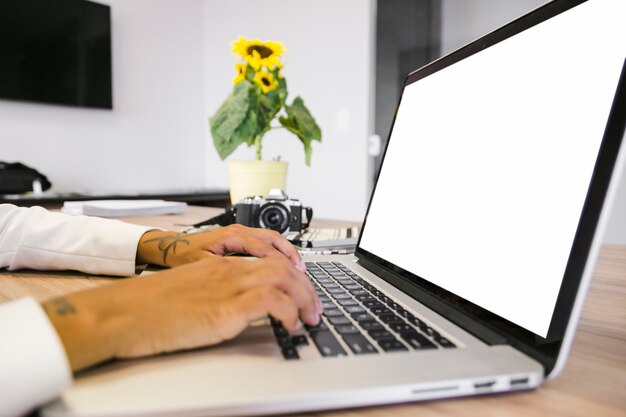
left=441, top=0, right=626, bottom=245
left=0, top=0, right=372, bottom=222
left=201, top=0, right=372, bottom=221
left=0, top=0, right=208, bottom=193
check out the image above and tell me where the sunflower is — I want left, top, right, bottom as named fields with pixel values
left=253, top=70, right=278, bottom=93
left=232, top=37, right=284, bottom=70
left=233, top=63, right=246, bottom=85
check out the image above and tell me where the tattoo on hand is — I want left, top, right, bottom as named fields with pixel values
left=45, top=297, right=77, bottom=316
left=143, top=233, right=190, bottom=264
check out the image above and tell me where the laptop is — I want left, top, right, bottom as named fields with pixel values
left=44, top=0, right=626, bottom=415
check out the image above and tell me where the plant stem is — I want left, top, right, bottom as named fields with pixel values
left=255, top=134, right=263, bottom=160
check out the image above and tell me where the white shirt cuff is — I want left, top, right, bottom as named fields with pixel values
left=0, top=297, right=72, bottom=417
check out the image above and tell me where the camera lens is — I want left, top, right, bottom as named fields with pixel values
left=257, top=203, right=290, bottom=233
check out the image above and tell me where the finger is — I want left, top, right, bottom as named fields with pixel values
left=231, top=257, right=321, bottom=325
left=240, top=227, right=305, bottom=270
left=229, top=286, right=302, bottom=333
left=220, top=234, right=287, bottom=259
left=295, top=266, right=324, bottom=315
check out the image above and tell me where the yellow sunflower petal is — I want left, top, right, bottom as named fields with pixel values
left=232, top=63, right=247, bottom=84
left=231, top=36, right=249, bottom=56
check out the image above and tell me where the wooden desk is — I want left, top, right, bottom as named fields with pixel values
left=1, top=207, right=625, bottom=417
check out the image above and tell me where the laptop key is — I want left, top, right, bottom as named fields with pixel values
left=359, top=321, right=385, bottom=331
left=421, top=326, right=440, bottom=339
left=272, top=324, right=289, bottom=338
left=351, top=313, right=375, bottom=323
left=323, top=308, right=345, bottom=318
left=342, top=334, right=378, bottom=354
left=401, top=331, right=438, bottom=349
left=362, top=300, right=383, bottom=309
left=369, top=306, right=392, bottom=316
left=388, top=323, right=415, bottom=334
left=322, top=283, right=340, bottom=290
left=332, top=293, right=352, bottom=300
left=328, top=316, right=352, bottom=326
left=344, top=284, right=361, bottom=291
left=335, top=324, right=360, bottom=335
left=305, top=322, right=329, bottom=333
left=275, top=335, right=293, bottom=348
left=310, top=331, right=347, bottom=357
left=367, top=329, right=395, bottom=340
left=281, top=346, right=300, bottom=360
left=344, top=305, right=366, bottom=314
left=377, top=338, right=408, bottom=352
left=291, top=335, right=309, bottom=347
left=318, top=295, right=332, bottom=303
left=322, top=301, right=337, bottom=310
left=379, top=313, right=403, bottom=324
left=338, top=298, right=359, bottom=307
left=435, top=336, right=456, bottom=348
left=404, top=315, right=424, bottom=326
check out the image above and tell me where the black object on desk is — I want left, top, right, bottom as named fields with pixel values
left=0, top=161, right=52, bottom=194
left=0, top=188, right=231, bottom=209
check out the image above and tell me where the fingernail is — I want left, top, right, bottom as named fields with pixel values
left=309, top=312, right=321, bottom=326
left=297, top=260, right=307, bottom=271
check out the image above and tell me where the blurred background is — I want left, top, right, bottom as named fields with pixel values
left=1, top=0, right=624, bottom=244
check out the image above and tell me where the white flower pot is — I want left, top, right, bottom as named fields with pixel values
left=227, top=160, right=288, bottom=204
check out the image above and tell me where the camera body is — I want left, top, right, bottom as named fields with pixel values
left=235, top=189, right=310, bottom=235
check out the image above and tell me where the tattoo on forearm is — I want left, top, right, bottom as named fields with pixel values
left=46, top=297, right=77, bottom=316
left=143, top=233, right=190, bottom=264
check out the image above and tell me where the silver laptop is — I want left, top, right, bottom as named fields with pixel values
left=44, top=1, right=626, bottom=416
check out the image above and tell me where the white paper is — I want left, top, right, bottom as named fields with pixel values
left=62, top=200, right=187, bottom=217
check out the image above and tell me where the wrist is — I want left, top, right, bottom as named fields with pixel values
left=136, top=230, right=166, bottom=266
left=42, top=292, right=127, bottom=372
left=137, top=230, right=191, bottom=267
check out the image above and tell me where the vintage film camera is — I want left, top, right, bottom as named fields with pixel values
left=234, top=189, right=312, bottom=235
left=193, top=189, right=312, bottom=235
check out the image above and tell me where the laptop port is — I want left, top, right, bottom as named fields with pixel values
left=510, top=377, right=529, bottom=387
left=473, top=380, right=496, bottom=390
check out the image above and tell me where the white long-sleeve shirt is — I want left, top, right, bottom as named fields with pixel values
left=0, top=204, right=152, bottom=417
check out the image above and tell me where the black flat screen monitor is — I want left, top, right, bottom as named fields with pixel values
left=0, top=0, right=112, bottom=109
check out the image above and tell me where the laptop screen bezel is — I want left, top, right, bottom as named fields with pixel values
left=354, top=0, right=625, bottom=375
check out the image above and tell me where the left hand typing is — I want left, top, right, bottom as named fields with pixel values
left=136, top=224, right=306, bottom=271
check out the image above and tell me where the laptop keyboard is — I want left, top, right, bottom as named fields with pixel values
left=271, top=261, right=456, bottom=359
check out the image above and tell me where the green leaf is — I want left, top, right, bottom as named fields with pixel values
left=285, top=97, right=322, bottom=141
left=279, top=96, right=322, bottom=166
left=209, top=81, right=265, bottom=160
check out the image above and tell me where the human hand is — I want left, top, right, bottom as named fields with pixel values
left=136, top=224, right=305, bottom=271
left=42, top=255, right=322, bottom=372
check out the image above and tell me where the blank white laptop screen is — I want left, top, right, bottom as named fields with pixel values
left=360, top=0, right=625, bottom=338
